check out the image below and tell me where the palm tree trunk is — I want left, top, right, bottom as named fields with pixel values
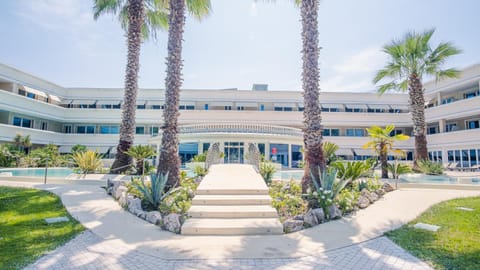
left=111, top=0, right=145, bottom=174
left=300, top=0, right=325, bottom=192
left=380, top=142, right=388, bottom=178
left=157, top=0, right=185, bottom=188
left=408, top=73, right=428, bottom=169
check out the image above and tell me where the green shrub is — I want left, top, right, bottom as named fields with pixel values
left=129, top=172, right=170, bottom=210
left=356, top=177, right=382, bottom=192
left=269, top=180, right=306, bottom=221
left=191, top=151, right=207, bottom=162
left=417, top=159, right=443, bottom=175
left=336, top=188, right=360, bottom=213
left=193, top=165, right=207, bottom=177
left=72, top=150, right=102, bottom=174
left=159, top=177, right=198, bottom=215
left=388, top=162, right=412, bottom=179
left=260, top=161, right=276, bottom=185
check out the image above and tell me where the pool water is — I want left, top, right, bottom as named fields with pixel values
left=0, top=168, right=74, bottom=178
left=273, top=170, right=303, bottom=181
left=400, top=173, right=459, bottom=184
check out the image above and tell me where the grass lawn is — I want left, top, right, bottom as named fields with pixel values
left=0, top=186, right=84, bottom=270
left=386, top=196, right=480, bottom=270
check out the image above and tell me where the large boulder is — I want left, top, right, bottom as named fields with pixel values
left=375, top=188, right=386, bottom=197
left=357, top=196, right=370, bottom=209
left=382, top=182, right=395, bottom=192
left=361, top=189, right=378, bottom=203
left=114, top=186, right=128, bottom=200
left=118, top=192, right=129, bottom=207
left=283, top=219, right=304, bottom=233
left=128, top=197, right=142, bottom=214
left=303, top=209, right=319, bottom=227
left=328, top=204, right=342, bottom=219
left=162, top=213, right=182, bottom=234
left=146, top=211, right=162, bottom=225
left=106, top=179, right=124, bottom=196
left=312, top=208, right=325, bottom=224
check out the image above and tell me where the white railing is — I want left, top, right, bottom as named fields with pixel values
left=178, top=122, right=303, bottom=137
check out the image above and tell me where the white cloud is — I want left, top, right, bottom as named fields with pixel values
left=322, top=46, right=387, bottom=92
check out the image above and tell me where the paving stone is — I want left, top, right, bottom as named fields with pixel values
left=413, top=222, right=441, bottom=232
left=456, top=206, right=474, bottom=211
left=45, top=216, right=69, bottom=224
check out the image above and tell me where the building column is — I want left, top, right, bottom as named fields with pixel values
left=437, top=92, right=442, bottom=105
left=439, top=119, right=446, bottom=133
left=265, top=142, right=271, bottom=161
left=288, top=143, right=292, bottom=168
left=155, top=143, right=161, bottom=166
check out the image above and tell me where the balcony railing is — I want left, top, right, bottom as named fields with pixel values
left=174, top=123, right=303, bottom=137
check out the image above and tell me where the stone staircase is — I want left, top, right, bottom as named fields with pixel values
left=181, top=164, right=283, bottom=235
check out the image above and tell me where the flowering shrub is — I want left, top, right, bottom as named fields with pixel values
left=336, top=188, right=360, bottom=213
left=269, top=180, right=307, bottom=221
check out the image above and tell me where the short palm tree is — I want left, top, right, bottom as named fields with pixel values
left=157, top=0, right=211, bottom=189
left=373, top=29, right=461, bottom=168
left=93, top=0, right=168, bottom=173
left=125, top=144, right=156, bottom=175
left=322, top=141, right=339, bottom=165
left=21, top=135, right=32, bottom=154
left=363, top=125, right=410, bottom=178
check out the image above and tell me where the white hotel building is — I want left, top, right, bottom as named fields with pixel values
left=0, top=62, right=479, bottom=169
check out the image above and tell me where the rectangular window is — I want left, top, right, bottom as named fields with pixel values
left=442, top=97, right=454, bottom=104
left=113, top=104, right=121, bottom=109
left=284, top=107, right=293, bottom=111
left=22, top=118, right=32, bottom=128
left=464, top=91, right=478, bottom=99
left=274, top=107, right=282, bottom=111
left=13, top=117, right=21, bottom=126
left=346, top=129, right=354, bottom=137
left=224, top=106, right=232, bottom=110
left=186, top=105, right=195, bottom=110
left=76, top=126, right=86, bottom=133
left=346, top=128, right=364, bottom=137
left=64, top=125, right=72, bottom=134
left=446, top=123, right=457, bottom=132
left=204, top=104, right=209, bottom=110
left=331, top=129, right=340, bottom=136
left=151, top=105, right=162, bottom=110
left=260, top=104, right=265, bottom=111
left=41, top=121, right=48, bottom=131
left=18, top=89, right=26, bottom=96
left=323, top=129, right=330, bottom=136
left=448, top=150, right=454, bottom=162
left=355, top=129, right=364, bottom=137
left=100, top=126, right=119, bottom=134
left=466, top=120, right=479, bottom=129
left=298, top=107, right=304, bottom=112
left=137, top=104, right=146, bottom=110
left=237, top=106, right=244, bottom=111
left=26, top=92, right=36, bottom=99
left=136, top=126, right=145, bottom=134
left=86, top=126, right=95, bottom=134
left=427, top=126, right=438, bottom=135
left=150, top=126, right=159, bottom=136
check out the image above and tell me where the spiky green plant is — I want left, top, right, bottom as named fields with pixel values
left=72, top=150, right=103, bottom=175
left=260, top=161, right=277, bottom=185
left=330, top=160, right=373, bottom=183
left=130, top=172, right=170, bottom=209
left=417, top=159, right=443, bottom=175
left=125, top=144, right=156, bottom=175
left=310, top=167, right=349, bottom=217
left=322, top=141, right=339, bottom=164
left=388, top=162, right=412, bottom=179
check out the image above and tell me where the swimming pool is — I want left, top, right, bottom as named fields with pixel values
left=272, top=170, right=303, bottom=181
left=0, top=167, right=74, bottom=178
left=399, top=173, right=480, bottom=185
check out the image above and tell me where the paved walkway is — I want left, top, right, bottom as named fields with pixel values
left=2, top=180, right=479, bottom=269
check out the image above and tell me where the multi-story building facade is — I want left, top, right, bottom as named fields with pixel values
left=0, top=62, right=479, bottom=168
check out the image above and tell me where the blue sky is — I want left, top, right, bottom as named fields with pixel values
left=0, top=0, right=479, bottom=92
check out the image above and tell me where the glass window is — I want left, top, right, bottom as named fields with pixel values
left=274, top=107, right=282, bottom=111
left=151, top=126, right=159, bottom=135
left=323, top=129, right=330, bottom=136
left=354, top=129, right=364, bottom=137
left=331, top=129, right=340, bottom=136
left=100, top=126, right=110, bottom=134
left=237, top=106, right=244, bottom=111
left=13, top=117, right=21, bottom=126
left=86, top=126, right=95, bottom=134
left=41, top=122, right=48, bottom=130
left=26, top=92, right=36, bottom=99
left=470, top=149, right=477, bottom=166
left=260, top=104, right=264, bottom=111
left=224, top=106, right=232, bottom=110
left=77, top=126, right=86, bottom=133
left=346, top=129, right=354, bottom=136
left=204, top=104, right=209, bottom=110
left=284, top=107, right=293, bottom=111
left=466, top=120, right=479, bottom=129
left=186, top=105, right=195, bottom=110
left=137, top=104, right=146, bottom=109
left=446, top=123, right=457, bottom=132
left=298, top=107, right=304, bottom=112
left=454, top=150, right=461, bottom=162
left=64, top=125, right=72, bottom=134
left=464, top=91, right=478, bottom=99
left=136, top=126, right=145, bottom=134
left=447, top=151, right=454, bottom=162
left=22, top=119, right=32, bottom=128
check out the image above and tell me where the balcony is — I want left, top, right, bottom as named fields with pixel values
left=427, top=128, right=480, bottom=148
left=426, top=95, right=480, bottom=121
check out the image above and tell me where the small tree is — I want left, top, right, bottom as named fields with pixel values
left=363, top=125, right=409, bottom=179
left=125, top=145, right=156, bottom=175
left=72, top=150, right=103, bottom=175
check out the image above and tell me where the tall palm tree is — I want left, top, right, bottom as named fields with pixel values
left=363, top=125, right=409, bottom=178
left=373, top=29, right=461, bottom=168
left=157, top=0, right=211, bottom=188
left=93, top=0, right=168, bottom=173
left=297, top=0, right=325, bottom=191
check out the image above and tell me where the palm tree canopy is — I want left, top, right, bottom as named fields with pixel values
left=373, top=29, right=462, bottom=94
left=363, top=125, right=410, bottom=157
left=125, top=145, right=156, bottom=160
left=93, top=0, right=169, bottom=40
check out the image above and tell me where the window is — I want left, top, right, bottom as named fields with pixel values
left=151, top=105, right=162, bottom=110
left=64, top=125, right=72, bottom=134
left=18, top=89, right=26, bottom=96
left=427, top=126, right=438, bottom=135
left=100, top=126, right=119, bottom=134
left=298, top=107, right=304, bottom=112
left=12, top=116, right=33, bottom=128
left=441, top=97, right=454, bottom=104
left=464, top=90, right=479, bottom=99
left=237, top=106, right=244, bottom=111
left=346, top=128, right=364, bottom=137
left=274, top=107, right=293, bottom=111
left=204, top=104, right=209, bottom=110
left=466, top=120, right=480, bottom=130
left=446, top=123, right=457, bottom=132
left=26, top=92, right=36, bottom=99
left=323, top=128, right=340, bottom=136
left=150, top=126, right=159, bottom=136
left=137, top=104, right=146, bottom=110
left=76, top=125, right=95, bottom=134
left=136, top=126, right=145, bottom=134
left=40, top=121, right=48, bottom=131
left=260, top=104, right=265, bottom=111
left=179, top=105, right=195, bottom=110
left=224, top=106, right=232, bottom=110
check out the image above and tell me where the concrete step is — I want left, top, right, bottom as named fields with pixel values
left=195, top=188, right=269, bottom=195
left=192, top=195, right=272, bottom=205
left=187, top=205, right=278, bottom=218
left=181, top=218, right=283, bottom=235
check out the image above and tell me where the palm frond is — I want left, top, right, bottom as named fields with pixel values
left=186, top=0, right=212, bottom=20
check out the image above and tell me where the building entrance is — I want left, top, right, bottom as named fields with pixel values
left=224, top=142, right=244, bottom=163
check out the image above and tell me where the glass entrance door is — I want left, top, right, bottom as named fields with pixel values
left=224, top=142, right=244, bottom=163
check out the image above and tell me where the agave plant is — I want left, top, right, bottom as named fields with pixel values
left=130, top=172, right=170, bottom=209
left=72, top=150, right=103, bottom=175
left=417, top=159, right=443, bottom=175
left=310, top=167, right=349, bottom=217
